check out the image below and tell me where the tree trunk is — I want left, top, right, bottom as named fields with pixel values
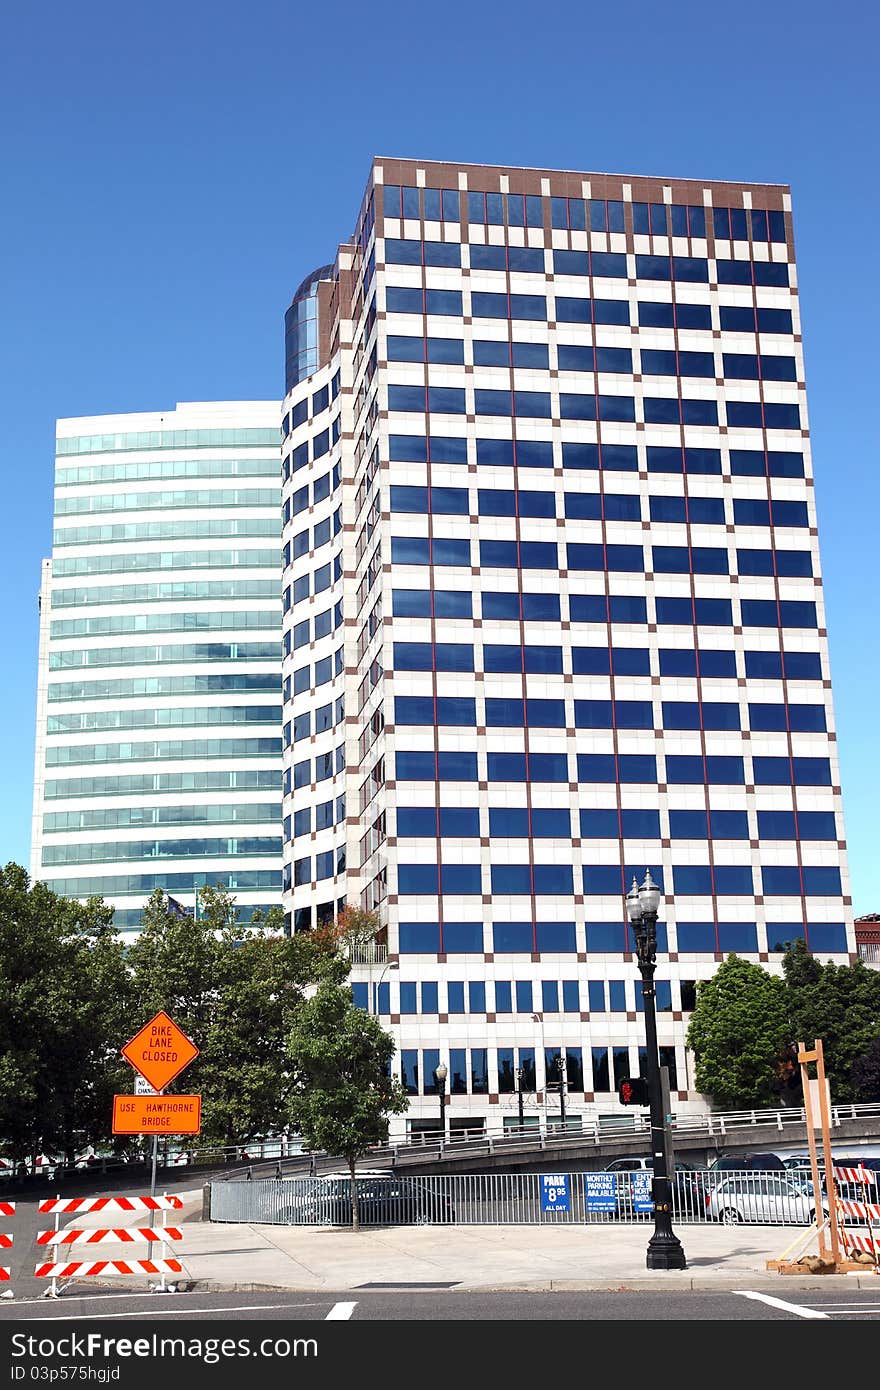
left=349, top=1155, right=359, bottom=1232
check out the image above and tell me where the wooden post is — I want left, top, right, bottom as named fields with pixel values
left=798, top=1043, right=826, bottom=1260
left=815, top=1040, right=841, bottom=1264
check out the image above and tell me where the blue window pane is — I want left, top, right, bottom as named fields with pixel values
left=488, top=753, right=527, bottom=781
left=560, top=393, right=596, bottom=421
left=711, top=811, right=750, bottom=839
left=432, top=538, right=471, bottom=566
left=796, top=812, right=837, bottom=841
left=442, top=864, right=482, bottom=894
left=789, top=761, right=828, bottom=783
left=392, top=537, right=430, bottom=565
left=398, top=921, right=441, bottom=952
left=399, top=982, right=418, bottom=1013
left=602, top=443, right=639, bottom=471
left=673, top=865, right=713, bottom=895
left=757, top=811, right=796, bottom=839
left=753, top=756, right=792, bottom=785
left=390, top=434, right=428, bottom=462
left=395, top=696, right=435, bottom=723
left=398, top=864, right=439, bottom=894
left=713, top=865, right=754, bottom=894
left=435, top=643, right=474, bottom=672
left=783, top=651, right=822, bottom=680
left=524, top=645, right=563, bottom=673
left=575, top=700, right=613, bottom=728
left=615, top=700, right=653, bottom=729
left=493, top=923, right=532, bottom=953
left=718, top=923, right=758, bottom=952
left=485, top=697, right=525, bottom=726
left=570, top=597, right=608, bottom=624
left=529, top=752, right=569, bottom=781
left=484, top=645, right=522, bottom=673
left=803, top=867, right=842, bottom=896
left=523, top=592, right=560, bottom=620
left=436, top=696, right=477, bottom=725
left=516, top=980, right=534, bottom=1012
left=394, top=642, right=433, bottom=671
left=562, top=443, right=599, bottom=470
left=589, top=252, right=627, bottom=279
left=526, top=698, right=565, bottom=727
left=425, top=289, right=463, bottom=316
left=438, top=751, right=478, bottom=781
left=762, top=866, right=802, bottom=895
left=536, top=922, right=577, bottom=952
left=534, top=865, right=574, bottom=895
left=433, top=590, right=473, bottom=618
left=439, top=807, right=480, bottom=837
left=400, top=807, right=439, bottom=837
left=563, top=980, right=580, bottom=1012
left=609, top=981, right=628, bottom=1012
left=669, top=810, right=709, bottom=839
left=588, top=980, right=606, bottom=1010
left=449, top=981, right=465, bottom=1014
left=468, top=981, right=486, bottom=1013
left=580, top=809, right=619, bottom=838
left=659, top=648, right=697, bottom=676
left=665, top=755, right=704, bottom=784
left=620, top=808, right=662, bottom=838
left=606, top=594, right=647, bottom=622
left=532, top=808, right=571, bottom=837
left=494, top=980, right=512, bottom=1011
left=806, top=923, right=847, bottom=952
left=585, top=922, right=628, bottom=952
left=443, top=922, right=484, bottom=952
left=677, top=922, right=716, bottom=952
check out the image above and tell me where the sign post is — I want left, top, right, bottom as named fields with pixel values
left=117, top=1012, right=200, bottom=1198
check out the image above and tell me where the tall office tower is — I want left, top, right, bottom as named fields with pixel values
left=281, top=159, right=854, bottom=1138
left=31, top=401, right=283, bottom=932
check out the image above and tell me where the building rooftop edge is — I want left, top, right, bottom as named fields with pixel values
left=370, top=155, right=790, bottom=190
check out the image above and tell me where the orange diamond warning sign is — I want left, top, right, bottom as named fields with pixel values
left=121, top=1011, right=199, bottom=1093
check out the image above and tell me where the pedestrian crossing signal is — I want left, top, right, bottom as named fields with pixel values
left=618, top=1076, right=650, bottom=1106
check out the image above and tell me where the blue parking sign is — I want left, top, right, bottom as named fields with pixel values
left=584, top=1172, right=617, bottom=1213
left=631, top=1170, right=653, bottom=1213
left=541, top=1174, right=571, bottom=1212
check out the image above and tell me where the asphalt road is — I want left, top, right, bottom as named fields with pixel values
left=2, top=1286, right=880, bottom=1320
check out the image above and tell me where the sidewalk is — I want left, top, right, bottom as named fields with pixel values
left=160, top=1189, right=880, bottom=1293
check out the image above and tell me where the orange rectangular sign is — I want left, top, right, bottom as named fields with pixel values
left=112, top=1094, right=202, bottom=1135
left=121, top=1011, right=199, bottom=1092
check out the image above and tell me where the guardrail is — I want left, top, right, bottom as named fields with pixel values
left=209, top=1168, right=842, bottom=1229
left=7, top=1100, right=880, bottom=1189
left=226, top=1101, right=880, bottom=1181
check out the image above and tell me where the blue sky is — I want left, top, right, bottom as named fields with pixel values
left=2, top=0, right=877, bottom=912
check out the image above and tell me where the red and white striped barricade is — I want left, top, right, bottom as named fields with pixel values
left=0, top=1202, right=14, bottom=1290
left=36, top=1195, right=184, bottom=1296
left=832, top=1167, right=880, bottom=1269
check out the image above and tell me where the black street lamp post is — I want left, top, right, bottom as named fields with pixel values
left=516, top=1066, right=525, bottom=1131
left=626, top=870, right=687, bottom=1270
left=434, top=1062, right=448, bottom=1139
left=557, top=1053, right=567, bottom=1130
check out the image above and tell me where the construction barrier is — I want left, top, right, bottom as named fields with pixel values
left=35, top=1195, right=185, bottom=1296
left=38, top=1196, right=183, bottom=1215
left=0, top=1203, right=14, bottom=1286
left=833, top=1166, right=879, bottom=1269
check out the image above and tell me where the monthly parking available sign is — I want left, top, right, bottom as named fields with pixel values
left=585, top=1173, right=617, bottom=1213
left=541, top=1174, right=571, bottom=1213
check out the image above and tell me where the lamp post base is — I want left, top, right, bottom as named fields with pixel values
left=646, top=1228, right=687, bottom=1271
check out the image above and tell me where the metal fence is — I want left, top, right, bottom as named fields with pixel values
left=209, top=1169, right=832, bottom=1229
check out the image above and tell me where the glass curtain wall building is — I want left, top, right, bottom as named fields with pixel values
left=31, top=401, right=283, bottom=932
left=283, top=157, right=852, bottom=1138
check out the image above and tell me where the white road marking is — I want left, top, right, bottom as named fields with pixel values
left=24, top=1302, right=321, bottom=1321
left=735, top=1291, right=829, bottom=1319
left=325, top=1301, right=357, bottom=1320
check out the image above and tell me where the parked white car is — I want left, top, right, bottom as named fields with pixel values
left=707, top=1173, right=828, bottom=1225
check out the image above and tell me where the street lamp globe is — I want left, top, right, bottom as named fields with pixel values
left=435, top=1062, right=448, bottom=1086
left=626, top=877, right=643, bottom=924
left=638, top=868, right=661, bottom=917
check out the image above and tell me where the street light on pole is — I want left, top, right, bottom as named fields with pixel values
left=434, top=1062, right=448, bottom=1139
left=516, top=1066, right=525, bottom=1132
left=626, top=870, right=687, bottom=1270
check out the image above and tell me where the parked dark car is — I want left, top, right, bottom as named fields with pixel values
left=708, top=1151, right=785, bottom=1173
left=284, top=1176, right=456, bottom=1227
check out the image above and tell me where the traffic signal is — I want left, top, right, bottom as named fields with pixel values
left=618, top=1076, right=650, bottom=1106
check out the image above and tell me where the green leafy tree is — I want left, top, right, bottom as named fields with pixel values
left=287, top=979, right=408, bottom=1229
left=0, top=863, right=131, bottom=1165
left=851, top=1037, right=880, bottom=1101
left=126, top=886, right=334, bottom=1148
left=686, top=954, right=791, bottom=1109
left=782, top=941, right=880, bottom=1101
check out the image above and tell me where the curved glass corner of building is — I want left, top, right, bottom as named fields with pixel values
left=285, top=264, right=334, bottom=394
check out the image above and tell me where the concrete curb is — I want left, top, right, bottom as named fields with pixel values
left=178, top=1273, right=880, bottom=1294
